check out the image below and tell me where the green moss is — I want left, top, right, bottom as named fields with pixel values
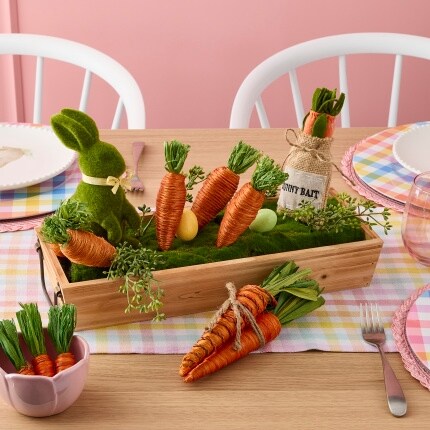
left=69, top=198, right=366, bottom=282
left=139, top=198, right=365, bottom=270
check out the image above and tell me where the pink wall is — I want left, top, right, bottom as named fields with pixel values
left=2, top=0, right=430, bottom=128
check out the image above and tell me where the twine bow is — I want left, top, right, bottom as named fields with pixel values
left=81, top=169, right=132, bottom=194
left=206, top=282, right=266, bottom=351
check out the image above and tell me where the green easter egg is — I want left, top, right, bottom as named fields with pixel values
left=249, top=208, right=278, bottom=233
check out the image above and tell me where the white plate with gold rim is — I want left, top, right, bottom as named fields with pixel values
left=0, top=124, right=75, bottom=191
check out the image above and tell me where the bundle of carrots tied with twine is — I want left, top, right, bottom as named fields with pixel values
left=179, top=260, right=325, bottom=382
left=0, top=303, right=77, bottom=377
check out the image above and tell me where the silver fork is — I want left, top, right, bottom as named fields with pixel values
left=360, top=303, right=407, bottom=417
left=130, top=141, right=145, bottom=191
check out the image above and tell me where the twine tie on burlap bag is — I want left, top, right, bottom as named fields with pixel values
left=283, top=129, right=354, bottom=185
left=206, top=282, right=266, bottom=351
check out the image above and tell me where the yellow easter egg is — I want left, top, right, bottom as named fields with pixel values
left=249, top=208, right=278, bottom=232
left=176, top=208, right=199, bottom=241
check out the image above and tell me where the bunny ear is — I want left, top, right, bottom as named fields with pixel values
left=50, top=109, right=99, bottom=152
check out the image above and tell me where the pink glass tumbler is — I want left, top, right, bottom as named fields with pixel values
left=402, top=172, right=430, bottom=266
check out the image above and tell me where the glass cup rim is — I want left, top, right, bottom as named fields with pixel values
left=413, top=171, right=430, bottom=193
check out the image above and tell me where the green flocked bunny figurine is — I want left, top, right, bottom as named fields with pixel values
left=50, top=108, right=141, bottom=246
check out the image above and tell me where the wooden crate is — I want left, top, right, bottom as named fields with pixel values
left=35, top=222, right=383, bottom=331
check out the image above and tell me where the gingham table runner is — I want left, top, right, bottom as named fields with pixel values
left=0, top=211, right=428, bottom=355
left=0, top=160, right=81, bottom=231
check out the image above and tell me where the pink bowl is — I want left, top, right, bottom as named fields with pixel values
left=0, top=330, right=90, bottom=417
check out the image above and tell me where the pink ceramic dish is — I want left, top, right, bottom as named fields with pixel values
left=0, top=330, right=90, bottom=417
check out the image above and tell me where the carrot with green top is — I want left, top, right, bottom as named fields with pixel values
left=216, top=156, right=287, bottom=247
left=179, top=260, right=323, bottom=377
left=183, top=312, right=281, bottom=382
left=179, top=284, right=274, bottom=376
left=41, top=199, right=116, bottom=267
left=183, top=276, right=324, bottom=382
left=47, top=304, right=77, bottom=373
left=0, top=319, right=35, bottom=375
left=156, top=140, right=190, bottom=251
left=191, top=141, right=260, bottom=229
left=16, top=303, right=55, bottom=377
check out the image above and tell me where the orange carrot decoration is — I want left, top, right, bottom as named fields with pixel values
left=191, top=141, right=260, bottom=229
left=184, top=312, right=281, bottom=382
left=302, top=87, right=345, bottom=138
left=60, top=229, right=116, bottom=267
left=179, top=284, right=274, bottom=377
left=0, top=319, right=35, bottom=375
left=40, top=199, right=115, bottom=266
left=16, top=303, right=55, bottom=377
left=48, top=304, right=77, bottom=373
left=156, top=140, right=190, bottom=251
left=216, top=156, right=287, bottom=248
left=181, top=261, right=325, bottom=382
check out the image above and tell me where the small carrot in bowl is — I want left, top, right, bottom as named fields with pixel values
left=0, top=319, right=35, bottom=375
left=16, top=303, right=55, bottom=377
left=155, top=140, right=190, bottom=251
left=191, top=141, right=260, bottom=229
left=216, top=156, right=287, bottom=248
left=47, top=304, right=77, bottom=373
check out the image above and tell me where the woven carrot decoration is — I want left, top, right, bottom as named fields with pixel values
left=181, top=261, right=325, bottom=382
left=47, top=304, right=77, bottom=373
left=16, top=303, right=55, bottom=377
left=40, top=200, right=115, bottom=266
left=60, top=229, right=116, bottom=267
left=216, top=156, right=287, bottom=248
left=0, top=319, right=35, bottom=375
left=156, top=140, right=190, bottom=251
left=183, top=312, right=281, bottom=382
left=191, top=141, right=260, bottom=229
left=179, top=284, right=274, bottom=376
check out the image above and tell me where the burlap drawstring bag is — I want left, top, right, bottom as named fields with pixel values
left=277, top=129, right=334, bottom=211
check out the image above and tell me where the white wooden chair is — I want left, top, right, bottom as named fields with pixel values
left=230, top=33, right=430, bottom=129
left=0, top=33, right=145, bottom=129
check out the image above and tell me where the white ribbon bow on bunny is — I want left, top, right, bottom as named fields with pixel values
left=81, top=169, right=132, bottom=194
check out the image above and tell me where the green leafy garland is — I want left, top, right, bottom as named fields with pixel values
left=280, top=193, right=392, bottom=235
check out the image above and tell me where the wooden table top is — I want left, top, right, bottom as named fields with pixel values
left=3, top=127, right=429, bottom=429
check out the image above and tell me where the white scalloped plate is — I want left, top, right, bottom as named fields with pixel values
left=392, top=124, right=430, bottom=174
left=0, top=124, right=75, bottom=191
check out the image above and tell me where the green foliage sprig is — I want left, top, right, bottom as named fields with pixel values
left=40, top=200, right=93, bottom=245
left=280, top=193, right=392, bottom=235
left=106, top=244, right=166, bottom=320
left=136, top=204, right=154, bottom=239
left=186, top=165, right=206, bottom=203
